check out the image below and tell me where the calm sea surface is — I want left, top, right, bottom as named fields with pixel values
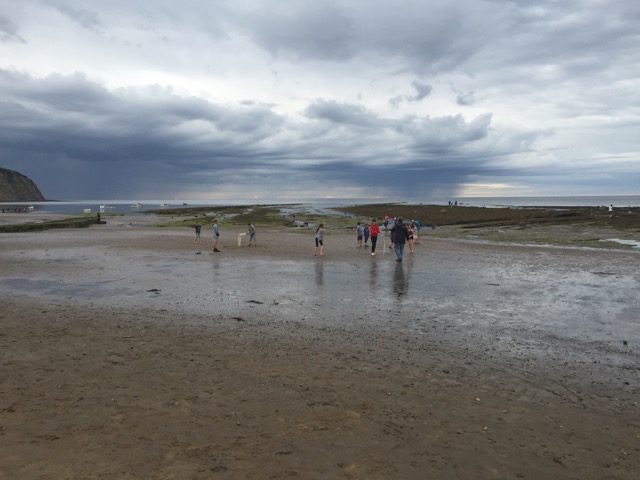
left=2, top=195, right=639, bottom=215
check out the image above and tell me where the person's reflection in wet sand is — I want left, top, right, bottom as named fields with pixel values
left=315, top=261, right=324, bottom=286
left=369, top=260, right=378, bottom=292
left=393, top=261, right=408, bottom=297
left=211, top=258, right=220, bottom=282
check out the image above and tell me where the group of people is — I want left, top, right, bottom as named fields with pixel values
left=323, top=216, right=422, bottom=260
left=194, top=215, right=421, bottom=261
left=388, top=217, right=421, bottom=261
left=357, top=217, right=421, bottom=261
left=354, top=220, right=382, bottom=255
left=193, top=219, right=257, bottom=253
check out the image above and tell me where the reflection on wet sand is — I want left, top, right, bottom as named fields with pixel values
left=368, top=260, right=378, bottom=292
left=393, top=261, right=408, bottom=297
left=315, top=261, right=324, bottom=286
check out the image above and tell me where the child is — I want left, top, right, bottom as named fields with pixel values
left=314, top=223, right=325, bottom=256
left=194, top=221, right=202, bottom=243
left=212, top=219, right=220, bottom=252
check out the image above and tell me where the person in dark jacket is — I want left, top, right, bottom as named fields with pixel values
left=390, top=217, right=410, bottom=261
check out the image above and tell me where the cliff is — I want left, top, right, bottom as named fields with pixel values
left=0, top=167, right=46, bottom=201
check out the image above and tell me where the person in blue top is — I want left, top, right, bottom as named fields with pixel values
left=355, top=222, right=364, bottom=247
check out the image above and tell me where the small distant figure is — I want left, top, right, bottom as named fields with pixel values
left=212, top=219, right=221, bottom=252
left=407, top=223, right=415, bottom=253
left=390, top=218, right=397, bottom=246
left=356, top=222, right=364, bottom=247
left=412, top=219, right=421, bottom=244
left=247, top=223, right=257, bottom=246
left=363, top=224, right=370, bottom=247
left=194, top=221, right=202, bottom=243
left=609, top=204, right=613, bottom=216
left=314, top=223, right=325, bottom=256
left=383, top=215, right=389, bottom=230
left=369, top=218, right=381, bottom=256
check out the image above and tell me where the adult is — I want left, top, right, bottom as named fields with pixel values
left=369, top=218, right=381, bottom=256
left=247, top=223, right=257, bottom=246
left=314, top=223, right=325, bottom=256
left=212, top=219, right=221, bottom=252
left=390, top=217, right=410, bottom=261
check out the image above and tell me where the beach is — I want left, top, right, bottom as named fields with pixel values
left=1, top=214, right=639, bottom=479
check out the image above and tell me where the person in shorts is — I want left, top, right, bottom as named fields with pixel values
left=314, top=223, right=325, bottom=256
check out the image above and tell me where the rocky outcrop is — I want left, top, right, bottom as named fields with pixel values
left=0, top=167, right=46, bottom=201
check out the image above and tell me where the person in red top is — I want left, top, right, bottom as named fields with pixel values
left=369, top=218, right=381, bottom=256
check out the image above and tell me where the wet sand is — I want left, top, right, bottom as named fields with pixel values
left=1, top=218, right=639, bottom=479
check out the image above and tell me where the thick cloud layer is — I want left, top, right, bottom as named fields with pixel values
left=1, top=0, right=638, bottom=200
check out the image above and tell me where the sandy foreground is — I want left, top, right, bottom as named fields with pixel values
left=1, top=215, right=639, bottom=479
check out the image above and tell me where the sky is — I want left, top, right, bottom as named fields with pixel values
left=1, top=0, right=639, bottom=201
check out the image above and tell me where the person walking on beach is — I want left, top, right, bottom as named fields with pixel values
left=212, top=219, right=221, bottom=252
left=364, top=224, right=370, bottom=247
left=389, top=218, right=396, bottom=247
left=391, top=217, right=410, bottom=261
left=369, top=218, right=381, bottom=256
left=194, top=221, right=202, bottom=243
left=314, top=223, right=325, bottom=256
left=247, top=223, right=257, bottom=246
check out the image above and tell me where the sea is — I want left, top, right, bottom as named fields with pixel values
left=2, top=195, right=639, bottom=215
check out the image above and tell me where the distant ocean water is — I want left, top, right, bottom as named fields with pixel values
left=3, top=195, right=639, bottom=215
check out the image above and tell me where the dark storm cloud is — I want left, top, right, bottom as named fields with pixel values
left=1, top=68, right=515, bottom=199
left=407, top=113, right=493, bottom=153
left=0, top=69, right=290, bottom=197
left=304, top=100, right=378, bottom=127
